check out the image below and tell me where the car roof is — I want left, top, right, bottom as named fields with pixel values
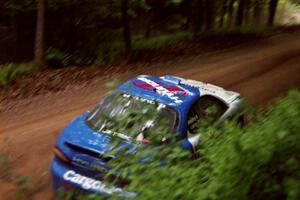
left=117, top=75, right=200, bottom=108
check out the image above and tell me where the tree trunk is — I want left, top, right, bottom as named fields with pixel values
left=184, top=0, right=190, bottom=30
left=236, top=0, right=245, bottom=27
left=191, top=0, right=206, bottom=38
left=244, top=0, right=251, bottom=26
left=190, top=0, right=201, bottom=38
left=186, top=0, right=194, bottom=31
left=253, top=0, right=262, bottom=26
left=145, top=12, right=152, bottom=38
left=219, top=0, right=228, bottom=28
left=267, top=0, right=279, bottom=26
left=121, top=0, right=131, bottom=53
left=67, top=0, right=76, bottom=51
left=227, top=0, right=235, bottom=28
left=205, top=0, right=215, bottom=30
left=34, top=0, right=46, bottom=68
left=10, top=14, right=18, bottom=59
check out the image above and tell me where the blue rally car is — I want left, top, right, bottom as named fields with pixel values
left=50, top=75, right=243, bottom=197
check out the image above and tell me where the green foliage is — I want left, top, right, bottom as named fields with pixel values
left=95, top=41, right=124, bottom=65
left=46, top=48, right=95, bottom=67
left=0, top=63, right=35, bottom=86
left=0, top=140, right=50, bottom=199
left=44, top=27, right=273, bottom=68
left=133, top=32, right=191, bottom=51
left=0, top=152, right=12, bottom=181
left=46, top=32, right=191, bottom=67
left=0, top=139, right=13, bottom=181
left=13, top=175, right=32, bottom=198
left=105, top=78, right=120, bottom=89
left=130, top=0, right=151, bottom=12
left=3, top=0, right=35, bottom=13
left=169, top=0, right=184, bottom=6
left=45, top=48, right=71, bottom=67
left=198, top=90, right=300, bottom=200
left=290, top=0, right=300, bottom=5
left=71, top=90, right=300, bottom=200
left=195, top=27, right=274, bottom=40
left=131, top=32, right=192, bottom=58
left=0, top=0, right=294, bottom=65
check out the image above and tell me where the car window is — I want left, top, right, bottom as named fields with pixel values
left=85, top=91, right=178, bottom=141
left=187, top=97, right=227, bottom=134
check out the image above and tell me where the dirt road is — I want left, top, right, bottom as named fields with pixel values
left=0, top=31, right=300, bottom=199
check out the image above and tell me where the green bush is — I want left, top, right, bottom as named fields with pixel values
left=62, top=90, right=300, bottom=200
left=46, top=48, right=95, bottom=67
left=95, top=41, right=124, bottom=66
left=133, top=32, right=191, bottom=51
left=121, top=90, right=299, bottom=200
left=0, top=63, right=35, bottom=86
left=195, top=27, right=274, bottom=41
left=46, top=48, right=72, bottom=67
left=131, top=32, right=192, bottom=58
left=95, top=32, right=192, bottom=64
left=46, top=32, right=192, bottom=68
left=198, top=90, right=300, bottom=200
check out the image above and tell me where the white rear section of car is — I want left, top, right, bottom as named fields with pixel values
left=177, top=78, right=240, bottom=104
left=161, top=75, right=241, bottom=105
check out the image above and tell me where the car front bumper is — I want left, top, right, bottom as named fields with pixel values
left=50, top=157, right=137, bottom=198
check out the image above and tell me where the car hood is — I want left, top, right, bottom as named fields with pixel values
left=57, top=113, right=137, bottom=157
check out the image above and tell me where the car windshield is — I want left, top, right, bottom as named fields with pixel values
left=85, top=91, right=177, bottom=141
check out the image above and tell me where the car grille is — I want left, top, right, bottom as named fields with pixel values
left=65, top=142, right=113, bottom=162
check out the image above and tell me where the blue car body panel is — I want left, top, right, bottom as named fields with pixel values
left=118, top=75, right=201, bottom=137
left=50, top=75, right=205, bottom=197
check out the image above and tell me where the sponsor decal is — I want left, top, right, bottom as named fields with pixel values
left=122, top=93, right=166, bottom=108
left=63, top=170, right=122, bottom=194
left=133, top=77, right=186, bottom=104
left=123, top=93, right=155, bottom=105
